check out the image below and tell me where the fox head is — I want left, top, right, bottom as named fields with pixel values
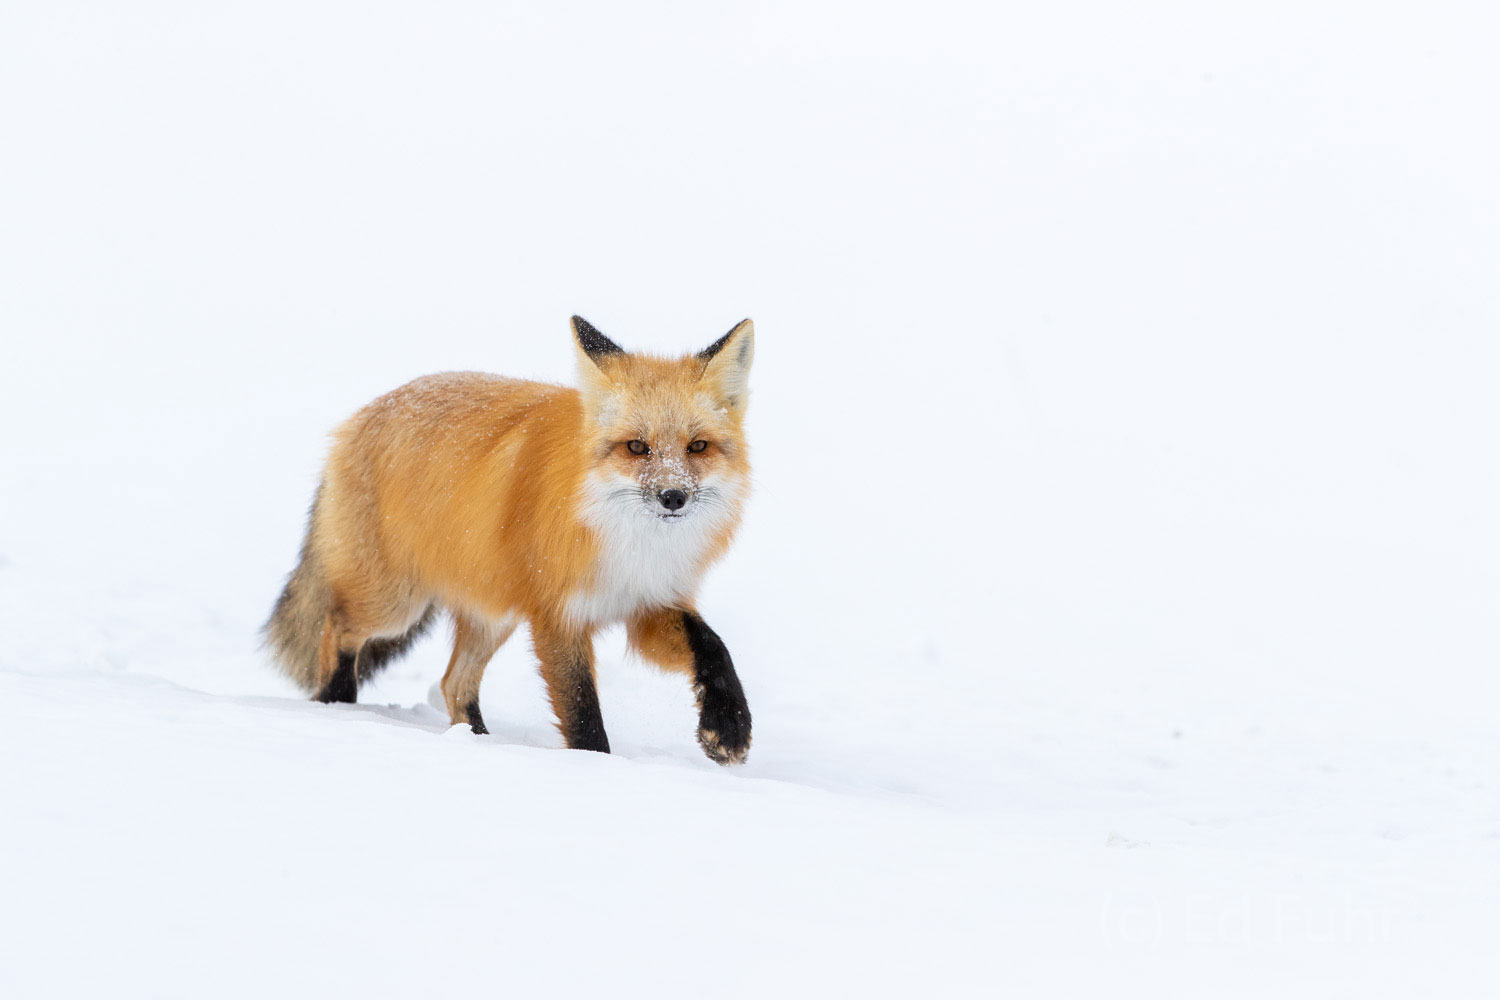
left=570, top=316, right=753, bottom=529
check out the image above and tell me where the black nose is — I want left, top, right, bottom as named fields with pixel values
left=658, top=489, right=688, bottom=511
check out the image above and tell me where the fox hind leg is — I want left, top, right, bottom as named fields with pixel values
left=441, top=614, right=515, bottom=734
left=313, top=604, right=433, bottom=705
left=317, top=647, right=360, bottom=704
left=314, top=611, right=361, bottom=704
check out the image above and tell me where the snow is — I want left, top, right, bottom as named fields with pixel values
left=2, top=2, right=1499, bottom=996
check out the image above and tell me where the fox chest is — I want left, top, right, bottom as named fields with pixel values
left=564, top=517, right=715, bottom=626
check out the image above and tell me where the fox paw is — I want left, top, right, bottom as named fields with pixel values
left=696, top=696, right=751, bottom=766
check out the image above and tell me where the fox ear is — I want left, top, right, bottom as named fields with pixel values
left=697, top=319, right=754, bottom=411
left=571, top=315, right=623, bottom=415
left=571, top=315, right=625, bottom=369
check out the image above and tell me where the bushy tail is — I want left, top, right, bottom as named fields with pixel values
left=263, top=485, right=437, bottom=695
left=263, top=494, right=332, bottom=693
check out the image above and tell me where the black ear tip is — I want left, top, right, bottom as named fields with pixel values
left=698, top=319, right=752, bottom=362
left=572, top=316, right=624, bottom=358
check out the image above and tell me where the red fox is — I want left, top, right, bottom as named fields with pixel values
left=264, top=317, right=754, bottom=764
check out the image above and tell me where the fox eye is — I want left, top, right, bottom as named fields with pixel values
left=687, top=440, right=709, bottom=454
left=626, top=440, right=650, bottom=456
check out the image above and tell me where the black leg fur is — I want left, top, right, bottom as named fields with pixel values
left=681, top=612, right=751, bottom=765
left=464, top=701, right=489, bottom=736
left=316, top=648, right=359, bottom=704
left=358, top=606, right=435, bottom=681
left=564, top=667, right=611, bottom=753
left=312, top=610, right=434, bottom=706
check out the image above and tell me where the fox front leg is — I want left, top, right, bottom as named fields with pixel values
left=683, top=613, right=752, bottom=765
left=629, top=609, right=751, bottom=765
left=531, top=618, right=611, bottom=753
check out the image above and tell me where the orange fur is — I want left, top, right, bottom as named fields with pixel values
left=264, top=317, right=754, bottom=757
left=625, top=608, right=695, bottom=673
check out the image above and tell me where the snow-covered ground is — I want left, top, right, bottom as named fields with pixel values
left=2, top=3, right=1498, bottom=996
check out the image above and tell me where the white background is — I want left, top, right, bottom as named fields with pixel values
left=2, top=2, right=1497, bottom=996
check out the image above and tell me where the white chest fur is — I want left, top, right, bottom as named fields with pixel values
left=564, top=477, right=738, bottom=626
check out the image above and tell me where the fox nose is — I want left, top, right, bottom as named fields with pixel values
left=658, top=489, right=688, bottom=511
